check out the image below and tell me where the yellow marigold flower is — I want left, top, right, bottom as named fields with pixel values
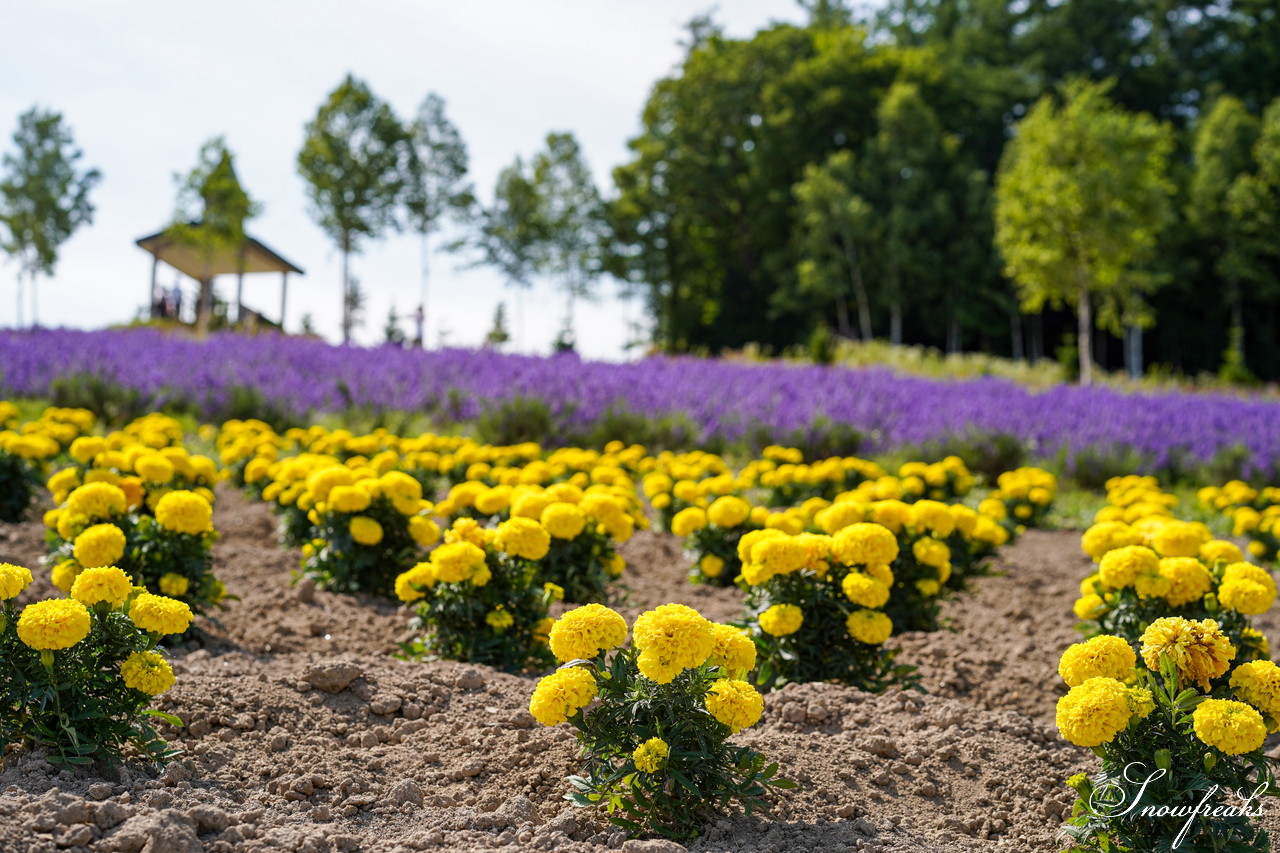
left=329, top=485, right=371, bottom=513
left=1157, top=557, right=1212, bottom=607
left=1140, top=617, right=1236, bottom=690
left=395, top=562, right=436, bottom=602
left=431, top=541, right=487, bottom=583
left=1127, top=687, right=1155, bottom=719
left=1230, top=660, right=1280, bottom=730
left=912, top=537, right=950, bottom=570
left=1055, top=677, right=1135, bottom=747
left=846, top=609, right=893, bottom=645
left=1219, top=562, right=1277, bottom=615
left=1201, top=540, right=1245, bottom=566
left=473, top=486, right=511, bottom=516
left=978, top=497, right=1007, bottom=521
left=831, top=523, right=899, bottom=567
left=533, top=616, right=555, bottom=645
left=349, top=516, right=383, bottom=546
left=493, top=517, right=551, bottom=560
left=1151, top=521, right=1210, bottom=559
left=707, top=496, right=750, bottom=528
left=632, top=737, right=668, bottom=773
left=1242, top=627, right=1270, bottom=657
left=544, top=582, right=565, bottom=601
left=1220, top=579, right=1275, bottom=615
left=737, top=525, right=783, bottom=563
left=134, top=453, right=175, bottom=484
left=51, top=560, right=80, bottom=594
left=910, top=500, right=956, bottom=537
left=154, top=490, right=213, bottom=536
left=1098, top=545, right=1159, bottom=589
left=606, top=553, right=626, bottom=577
left=749, top=536, right=808, bottom=577
left=528, top=666, right=598, bottom=726
left=1074, top=594, right=1106, bottom=620
left=158, top=573, right=190, bottom=598
left=869, top=500, right=911, bottom=534
left=815, top=501, right=866, bottom=534
left=486, top=608, right=514, bottom=631
left=707, top=623, right=756, bottom=674
left=1081, top=521, right=1140, bottom=561
left=408, top=516, right=440, bottom=547
left=129, top=593, right=193, bottom=636
left=540, top=502, right=587, bottom=540
left=704, top=678, right=764, bottom=733
left=69, top=436, right=106, bottom=465
left=17, top=599, right=91, bottom=650
left=700, top=554, right=725, bottom=578
left=0, top=563, right=33, bottom=599
left=633, top=603, right=715, bottom=683
left=70, top=566, right=133, bottom=608
left=549, top=604, right=628, bottom=662
left=73, top=523, right=126, bottom=569
left=1193, top=699, right=1266, bottom=755
left=1080, top=574, right=1104, bottom=595
left=915, top=578, right=941, bottom=596
left=1058, top=635, right=1136, bottom=687
left=758, top=603, right=803, bottom=637
left=842, top=572, right=890, bottom=609
left=120, top=650, right=176, bottom=695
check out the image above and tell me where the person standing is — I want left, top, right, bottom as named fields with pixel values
left=413, top=303, right=425, bottom=349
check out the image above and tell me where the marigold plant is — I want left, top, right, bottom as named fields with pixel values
left=530, top=604, right=794, bottom=838
left=736, top=525, right=917, bottom=691
left=300, top=468, right=437, bottom=595
left=1058, top=617, right=1280, bottom=851
left=396, top=523, right=555, bottom=671
left=0, top=564, right=186, bottom=766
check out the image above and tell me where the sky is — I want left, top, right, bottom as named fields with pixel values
left=0, top=0, right=810, bottom=360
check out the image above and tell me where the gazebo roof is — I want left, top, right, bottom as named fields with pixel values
left=136, top=227, right=304, bottom=279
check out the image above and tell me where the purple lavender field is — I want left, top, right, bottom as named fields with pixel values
left=5, top=327, right=1275, bottom=475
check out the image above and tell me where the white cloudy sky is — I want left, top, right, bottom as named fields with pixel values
left=0, top=0, right=809, bottom=360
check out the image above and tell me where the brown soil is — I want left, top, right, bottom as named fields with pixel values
left=0, top=488, right=1276, bottom=853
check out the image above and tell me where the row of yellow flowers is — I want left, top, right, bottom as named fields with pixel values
left=1058, top=475, right=1280, bottom=850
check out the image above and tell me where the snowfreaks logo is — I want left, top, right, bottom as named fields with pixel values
left=1085, top=762, right=1269, bottom=849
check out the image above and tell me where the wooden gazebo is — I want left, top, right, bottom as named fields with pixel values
left=136, top=227, right=304, bottom=328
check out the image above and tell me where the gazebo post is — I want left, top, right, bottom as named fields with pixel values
left=280, top=271, right=288, bottom=331
left=149, top=254, right=159, bottom=319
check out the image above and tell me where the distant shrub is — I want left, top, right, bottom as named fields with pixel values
left=913, top=431, right=1029, bottom=483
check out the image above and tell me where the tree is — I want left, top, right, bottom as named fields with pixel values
left=463, top=157, right=542, bottom=347
left=1188, top=97, right=1261, bottom=369
left=383, top=305, right=405, bottom=346
left=166, top=137, right=261, bottom=334
left=0, top=107, right=100, bottom=327
left=485, top=302, right=511, bottom=348
left=297, top=75, right=411, bottom=343
left=863, top=81, right=959, bottom=345
left=405, top=93, right=473, bottom=348
left=530, top=132, right=605, bottom=345
left=1223, top=98, right=1280, bottom=368
left=994, top=80, right=1174, bottom=385
left=790, top=150, right=875, bottom=340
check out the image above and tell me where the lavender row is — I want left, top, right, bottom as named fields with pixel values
left=3, top=328, right=1275, bottom=474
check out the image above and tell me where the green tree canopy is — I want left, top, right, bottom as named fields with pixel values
left=405, top=92, right=473, bottom=343
left=530, top=132, right=604, bottom=349
left=994, top=79, right=1175, bottom=385
left=167, top=137, right=261, bottom=332
left=0, top=106, right=100, bottom=327
left=297, top=74, right=411, bottom=343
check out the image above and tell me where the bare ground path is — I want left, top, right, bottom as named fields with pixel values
left=0, top=486, right=1274, bottom=852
